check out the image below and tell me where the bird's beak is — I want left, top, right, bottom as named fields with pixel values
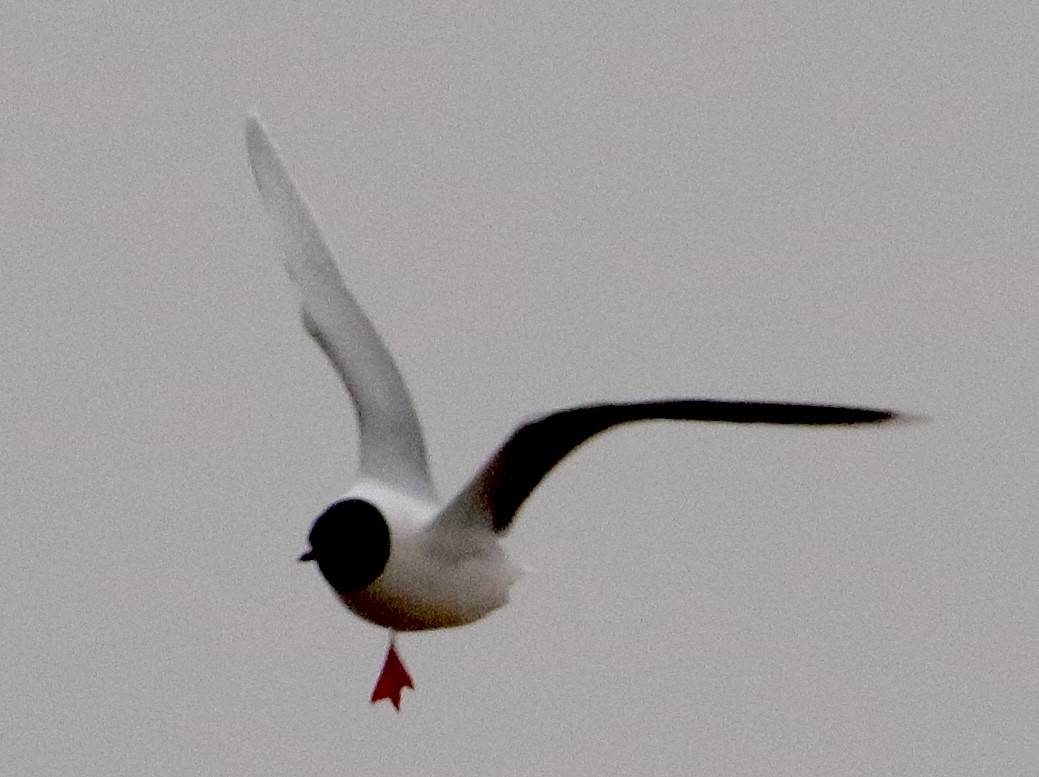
left=298, top=550, right=315, bottom=562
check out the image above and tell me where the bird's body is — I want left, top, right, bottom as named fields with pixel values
left=244, top=114, right=904, bottom=710
left=330, top=479, right=521, bottom=632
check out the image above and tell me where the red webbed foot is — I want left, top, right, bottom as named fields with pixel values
left=371, top=640, right=414, bottom=711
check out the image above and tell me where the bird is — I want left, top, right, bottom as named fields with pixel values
left=244, top=113, right=902, bottom=710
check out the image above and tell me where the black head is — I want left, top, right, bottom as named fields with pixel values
left=298, top=499, right=391, bottom=593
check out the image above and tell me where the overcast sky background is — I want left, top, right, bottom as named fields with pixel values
left=3, top=3, right=1037, bottom=775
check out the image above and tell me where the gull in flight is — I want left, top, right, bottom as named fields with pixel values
left=244, top=114, right=902, bottom=710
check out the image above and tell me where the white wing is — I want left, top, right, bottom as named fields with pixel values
left=245, top=115, right=435, bottom=500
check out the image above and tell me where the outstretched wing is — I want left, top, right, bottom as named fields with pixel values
left=245, top=115, right=435, bottom=500
left=435, top=399, right=898, bottom=534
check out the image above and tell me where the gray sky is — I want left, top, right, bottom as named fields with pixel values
left=3, top=3, right=1037, bottom=775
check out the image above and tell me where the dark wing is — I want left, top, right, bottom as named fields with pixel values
left=432, top=399, right=898, bottom=534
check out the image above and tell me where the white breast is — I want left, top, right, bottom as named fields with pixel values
left=335, top=480, right=524, bottom=631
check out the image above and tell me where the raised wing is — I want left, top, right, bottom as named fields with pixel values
left=245, top=115, right=435, bottom=500
left=436, top=399, right=898, bottom=534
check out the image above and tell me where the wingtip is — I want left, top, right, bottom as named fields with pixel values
left=244, top=112, right=272, bottom=160
left=830, top=408, right=929, bottom=426
left=243, top=113, right=289, bottom=200
left=244, top=110, right=265, bottom=134
left=886, top=411, right=931, bottom=426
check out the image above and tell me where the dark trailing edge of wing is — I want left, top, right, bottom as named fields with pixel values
left=470, top=399, right=897, bottom=533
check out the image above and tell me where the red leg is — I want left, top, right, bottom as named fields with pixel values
left=370, top=636, right=414, bottom=710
